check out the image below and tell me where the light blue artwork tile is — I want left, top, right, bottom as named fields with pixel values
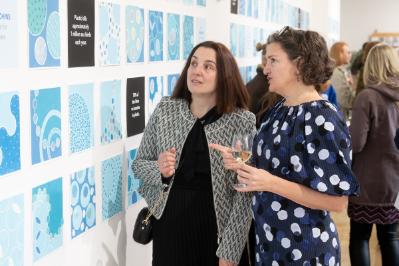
left=183, top=16, right=194, bottom=60
left=197, top=0, right=206, bottom=6
left=148, top=76, right=164, bottom=116
left=167, top=13, right=180, bottom=61
left=69, top=83, right=94, bottom=154
left=167, top=74, right=179, bottom=96
left=254, top=0, right=259, bottom=18
left=238, top=0, right=246, bottom=15
left=230, top=23, right=238, bottom=57
left=28, top=0, right=60, bottom=67
left=128, top=149, right=141, bottom=206
left=238, top=25, right=246, bottom=58
left=0, top=91, right=20, bottom=176
left=102, top=155, right=122, bottom=220
left=100, top=80, right=122, bottom=144
left=126, top=6, right=144, bottom=63
left=30, top=87, right=62, bottom=165
left=99, top=2, right=121, bottom=65
left=32, top=177, right=63, bottom=261
left=247, top=0, right=253, bottom=17
left=239, top=66, right=246, bottom=82
left=195, top=17, right=206, bottom=44
left=0, top=194, right=24, bottom=266
left=148, top=10, right=163, bottom=62
left=183, top=0, right=194, bottom=5
left=71, top=167, right=96, bottom=238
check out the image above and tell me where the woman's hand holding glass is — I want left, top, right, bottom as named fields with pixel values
left=157, top=148, right=176, bottom=178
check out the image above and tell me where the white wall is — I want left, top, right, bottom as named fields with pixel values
left=341, top=0, right=399, bottom=50
left=0, top=1, right=338, bottom=266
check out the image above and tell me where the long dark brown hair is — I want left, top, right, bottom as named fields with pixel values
left=172, top=41, right=249, bottom=113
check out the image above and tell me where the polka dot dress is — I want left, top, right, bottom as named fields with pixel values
left=252, top=100, right=359, bottom=266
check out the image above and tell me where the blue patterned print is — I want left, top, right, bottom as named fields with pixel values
left=0, top=194, right=24, bottom=266
left=167, top=13, right=180, bottom=61
left=32, top=177, right=63, bottom=261
left=183, top=16, right=194, bottom=60
left=102, top=155, right=122, bottom=220
left=252, top=100, right=358, bottom=265
left=99, top=2, right=120, bottom=65
left=30, top=87, right=62, bottom=165
left=126, top=6, right=144, bottom=63
left=0, top=92, right=20, bottom=176
left=128, top=149, right=141, bottom=206
left=149, top=10, right=163, bottom=62
left=100, top=80, right=122, bottom=144
left=71, top=167, right=96, bottom=238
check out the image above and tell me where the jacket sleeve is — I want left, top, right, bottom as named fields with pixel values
left=331, top=68, right=355, bottom=110
left=216, top=112, right=256, bottom=264
left=132, top=103, right=164, bottom=210
left=350, top=92, right=371, bottom=153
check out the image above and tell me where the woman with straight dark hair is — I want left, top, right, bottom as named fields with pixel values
left=349, top=44, right=399, bottom=266
left=133, top=41, right=256, bottom=266
left=211, top=27, right=359, bottom=265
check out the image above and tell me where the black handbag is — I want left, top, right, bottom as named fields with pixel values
left=132, top=191, right=166, bottom=245
left=132, top=207, right=154, bottom=244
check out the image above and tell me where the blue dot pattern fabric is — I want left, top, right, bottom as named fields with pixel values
left=252, top=100, right=359, bottom=266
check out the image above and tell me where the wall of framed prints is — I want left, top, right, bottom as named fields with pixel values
left=0, top=0, right=338, bottom=265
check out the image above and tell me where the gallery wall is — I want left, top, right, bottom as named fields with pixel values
left=0, top=0, right=339, bottom=265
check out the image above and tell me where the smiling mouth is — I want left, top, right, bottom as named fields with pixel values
left=191, top=79, right=202, bottom=84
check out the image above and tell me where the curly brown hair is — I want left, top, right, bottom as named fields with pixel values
left=267, top=26, right=334, bottom=87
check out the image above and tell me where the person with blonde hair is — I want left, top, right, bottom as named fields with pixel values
left=349, top=44, right=399, bottom=266
left=330, top=41, right=354, bottom=121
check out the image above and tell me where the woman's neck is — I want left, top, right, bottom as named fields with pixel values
left=283, top=85, right=322, bottom=106
left=190, top=95, right=216, bottom=118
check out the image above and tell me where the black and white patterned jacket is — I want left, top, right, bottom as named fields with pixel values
left=132, top=97, right=256, bottom=263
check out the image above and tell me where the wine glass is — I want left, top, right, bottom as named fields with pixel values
left=231, top=132, right=254, bottom=189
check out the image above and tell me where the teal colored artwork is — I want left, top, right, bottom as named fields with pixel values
left=32, top=177, right=63, bottom=261
left=238, top=0, right=246, bottom=15
left=148, top=76, right=164, bottom=116
left=239, top=66, right=246, bottom=83
left=197, top=0, right=206, bottom=6
left=195, top=17, right=206, bottom=44
left=30, top=87, right=62, bottom=165
left=230, top=23, right=238, bottom=57
left=238, top=25, right=245, bottom=58
left=126, top=5, right=144, bottom=63
left=148, top=10, right=163, bottom=62
left=69, top=83, right=94, bottom=154
left=28, top=0, right=60, bottom=67
left=167, top=74, right=179, bottom=96
left=167, top=13, right=180, bottom=61
left=183, top=0, right=194, bottom=5
left=0, top=194, right=24, bottom=266
left=128, top=149, right=141, bottom=206
left=247, top=0, right=253, bottom=17
left=0, top=92, right=20, bottom=176
left=70, top=167, right=96, bottom=238
left=183, top=16, right=194, bottom=60
left=100, top=80, right=122, bottom=144
left=253, top=0, right=259, bottom=18
left=99, top=2, right=121, bottom=65
left=102, top=155, right=122, bottom=220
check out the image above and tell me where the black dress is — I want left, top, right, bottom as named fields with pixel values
left=152, top=108, right=221, bottom=266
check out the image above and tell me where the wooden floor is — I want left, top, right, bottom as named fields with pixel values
left=331, top=212, right=382, bottom=266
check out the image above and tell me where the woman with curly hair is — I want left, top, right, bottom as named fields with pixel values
left=211, top=26, right=359, bottom=265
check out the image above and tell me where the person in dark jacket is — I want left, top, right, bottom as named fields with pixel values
left=349, top=44, right=399, bottom=266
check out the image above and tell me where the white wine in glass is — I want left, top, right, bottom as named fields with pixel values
left=231, top=132, right=255, bottom=188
